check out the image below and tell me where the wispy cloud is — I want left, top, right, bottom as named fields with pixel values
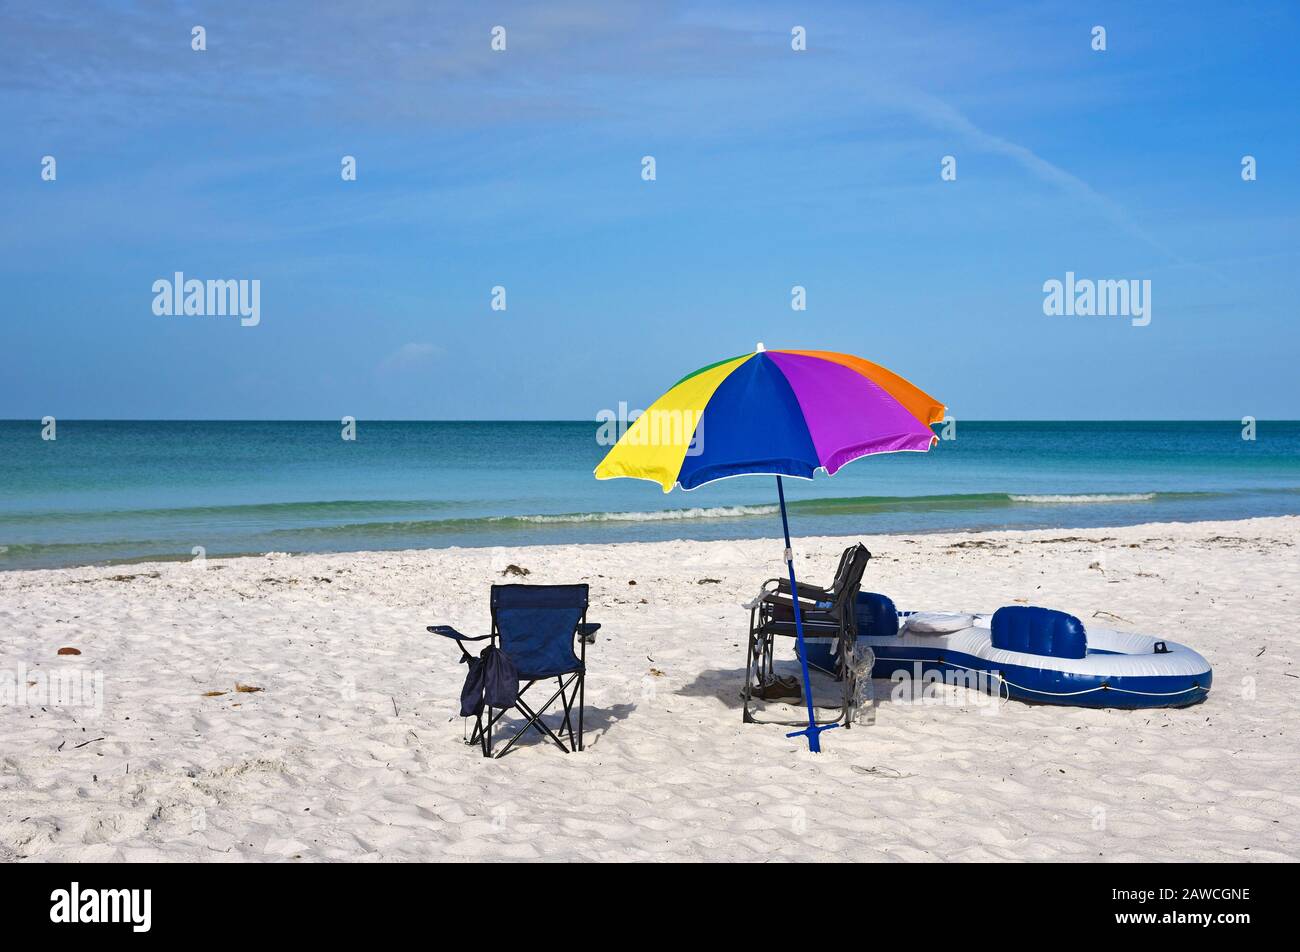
left=379, top=342, right=442, bottom=373
left=886, top=85, right=1184, bottom=265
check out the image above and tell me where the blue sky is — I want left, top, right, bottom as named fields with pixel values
left=2, top=0, right=1297, bottom=420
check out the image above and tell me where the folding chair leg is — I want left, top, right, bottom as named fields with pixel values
left=576, top=670, right=585, bottom=752
left=845, top=675, right=854, bottom=729
left=496, top=702, right=568, bottom=758
left=554, top=677, right=571, bottom=747
left=742, top=629, right=757, bottom=723
left=495, top=679, right=575, bottom=758
left=556, top=675, right=577, bottom=750
left=514, top=682, right=562, bottom=743
left=842, top=638, right=853, bottom=730
left=469, top=708, right=493, bottom=756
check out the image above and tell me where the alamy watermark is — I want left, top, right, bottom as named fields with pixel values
left=2, top=664, right=104, bottom=716
left=596, top=402, right=703, bottom=454
left=152, top=272, right=260, bottom=327
left=887, top=662, right=1001, bottom=715
left=1042, top=272, right=1150, bottom=327
left=50, top=882, right=150, bottom=932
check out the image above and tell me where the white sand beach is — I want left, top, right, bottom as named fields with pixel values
left=2, top=516, right=1297, bottom=863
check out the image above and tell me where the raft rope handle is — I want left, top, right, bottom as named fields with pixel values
left=871, top=656, right=1205, bottom=699
left=872, top=655, right=1012, bottom=706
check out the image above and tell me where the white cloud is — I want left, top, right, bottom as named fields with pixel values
left=379, top=342, right=442, bottom=372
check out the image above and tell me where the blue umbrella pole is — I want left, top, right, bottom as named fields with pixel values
left=776, top=476, right=838, bottom=753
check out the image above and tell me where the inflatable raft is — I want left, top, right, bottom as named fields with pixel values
left=802, top=597, right=1212, bottom=709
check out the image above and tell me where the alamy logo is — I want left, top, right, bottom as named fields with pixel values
left=152, top=272, right=260, bottom=326
left=595, top=402, right=703, bottom=455
left=50, top=882, right=151, bottom=932
left=1042, top=271, right=1150, bottom=327
left=1, top=664, right=104, bottom=716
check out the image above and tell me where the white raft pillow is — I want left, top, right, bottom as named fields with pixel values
left=902, top=612, right=977, bottom=634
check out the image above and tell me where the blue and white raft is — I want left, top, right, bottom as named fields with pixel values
left=802, top=597, right=1212, bottom=709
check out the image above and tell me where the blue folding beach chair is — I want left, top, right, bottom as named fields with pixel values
left=430, top=583, right=599, bottom=758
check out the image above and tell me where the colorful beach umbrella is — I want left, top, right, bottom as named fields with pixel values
left=595, top=344, right=945, bottom=751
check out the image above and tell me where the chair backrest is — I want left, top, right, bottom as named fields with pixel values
left=990, top=606, right=1087, bottom=659
left=827, top=544, right=856, bottom=595
left=829, top=544, right=871, bottom=623
left=491, top=584, right=588, bottom=677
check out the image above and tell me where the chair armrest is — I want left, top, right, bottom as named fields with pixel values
left=762, top=594, right=839, bottom=616
left=578, top=622, right=601, bottom=644
left=776, top=578, right=831, bottom=600
left=428, top=625, right=490, bottom=642
left=742, top=579, right=783, bottom=610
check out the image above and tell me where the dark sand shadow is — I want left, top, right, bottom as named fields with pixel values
left=488, top=702, right=636, bottom=757
left=675, top=663, right=849, bottom=711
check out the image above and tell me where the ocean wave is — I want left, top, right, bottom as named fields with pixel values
left=499, top=505, right=780, bottom=524
left=1009, top=493, right=1157, bottom=504
left=0, top=492, right=1211, bottom=551
left=791, top=492, right=1011, bottom=513
left=0, top=498, right=461, bottom=525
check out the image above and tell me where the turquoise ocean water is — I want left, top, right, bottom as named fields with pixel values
left=1, top=420, right=1298, bottom=570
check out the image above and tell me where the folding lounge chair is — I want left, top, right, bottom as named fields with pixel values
left=750, top=542, right=863, bottom=672
left=431, top=583, right=599, bottom=758
left=743, top=543, right=871, bottom=728
left=742, top=542, right=853, bottom=702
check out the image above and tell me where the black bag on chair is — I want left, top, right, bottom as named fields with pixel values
left=460, top=645, right=519, bottom=717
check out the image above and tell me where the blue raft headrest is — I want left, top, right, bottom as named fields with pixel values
left=991, top=606, right=1087, bottom=659
left=855, top=592, right=899, bottom=638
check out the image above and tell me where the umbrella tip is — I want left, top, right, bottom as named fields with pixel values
left=755, top=341, right=766, bottom=352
